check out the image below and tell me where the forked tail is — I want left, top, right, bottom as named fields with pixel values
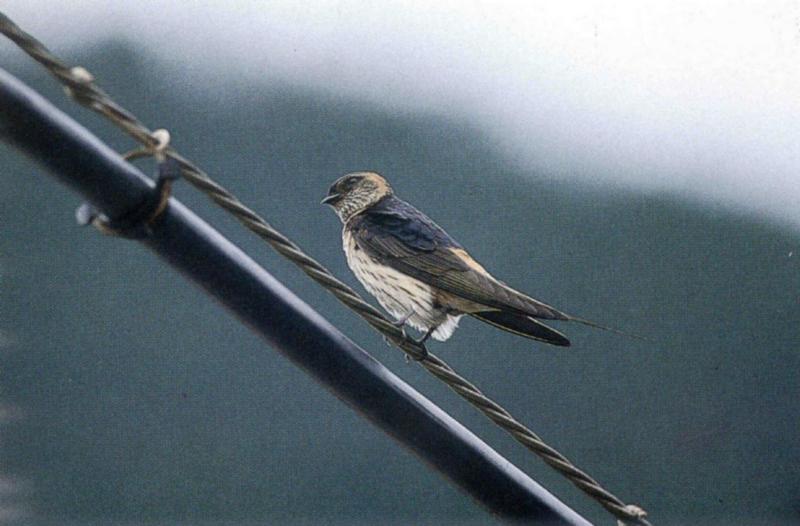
left=471, top=311, right=571, bottom=347
left=566, top=315, right=651, bottom=343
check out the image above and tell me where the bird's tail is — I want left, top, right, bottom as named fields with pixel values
left=471, top=311, right=571, bottom=347
left=493, top=282, right=648, bottom=343
left=565, top=315, right=650, bottom=343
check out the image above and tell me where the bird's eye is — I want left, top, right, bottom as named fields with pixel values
left=342, top=176, right=361, bottom=190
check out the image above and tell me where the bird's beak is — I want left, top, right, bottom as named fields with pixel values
left=321, top=193, right=342, bottom=206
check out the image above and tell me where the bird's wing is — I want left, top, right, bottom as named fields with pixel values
left=350, top=204, right=567, bottom=321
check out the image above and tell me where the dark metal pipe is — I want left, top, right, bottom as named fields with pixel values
left=0, top=68, right=590, bottom=525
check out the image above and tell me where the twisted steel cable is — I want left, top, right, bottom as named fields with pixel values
left=0, top=11, right=650, bottom=525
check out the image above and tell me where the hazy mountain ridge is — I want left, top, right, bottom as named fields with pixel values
left=1, top=42, right=798, bottom=525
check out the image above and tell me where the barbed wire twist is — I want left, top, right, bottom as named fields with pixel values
left=0, top=11, right=650, bottom=525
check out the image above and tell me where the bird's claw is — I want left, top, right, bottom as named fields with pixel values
left=412, top=327, right=435, bottom=346
left=391, top=310, right=416, bottom=328
left=383, top=324, right=410, bottom=347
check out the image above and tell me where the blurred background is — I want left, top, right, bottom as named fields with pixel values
left=1, top=2, right=798, bottom=525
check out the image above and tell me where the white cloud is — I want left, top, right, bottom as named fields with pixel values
left=3, top=1, right=799, bottom=227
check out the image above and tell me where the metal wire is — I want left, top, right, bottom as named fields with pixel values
left=0, top=11, right=650, bottom=525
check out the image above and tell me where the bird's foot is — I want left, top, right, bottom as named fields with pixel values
left=383, top=324, right=410, bottom=347
left=382, top=313, right=432, bottom=362
left=391, top=309, right=416, bottom=328
left=386, top=310, right=415, bottom=349
left=414, top=327, right=435, bottom=346
left=402, top=327, right=433, bottom=363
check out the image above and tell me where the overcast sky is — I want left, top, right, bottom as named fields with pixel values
left=3, top=1, right=799, bottom=229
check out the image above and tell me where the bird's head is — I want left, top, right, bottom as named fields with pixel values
left=322, top=171, right=393, bottom=222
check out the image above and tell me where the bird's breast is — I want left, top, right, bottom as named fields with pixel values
left=342, top=228, right=447, bottom=331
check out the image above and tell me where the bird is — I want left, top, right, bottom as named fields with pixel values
left=322, top=171, right=622, bottom=347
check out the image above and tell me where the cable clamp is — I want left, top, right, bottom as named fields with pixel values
left=76, top=133, right=179, bottom=238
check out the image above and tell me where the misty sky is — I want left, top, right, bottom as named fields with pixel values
left=3, top=1, right=799, bottom=229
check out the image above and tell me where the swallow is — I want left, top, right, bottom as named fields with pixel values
left=323, top=171, right=619, bottom=346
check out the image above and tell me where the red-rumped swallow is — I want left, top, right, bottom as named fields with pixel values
left=323, top=172, right=618, bottom=346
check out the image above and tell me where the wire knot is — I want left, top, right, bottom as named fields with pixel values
left=122, top=128, right=172, bottom=163
left=69, top=66, right=94, bottom=84
left=62, top=66, right=99, bottom=108
left=149, top=128, right=171, bottom=161
left=617, top=504, right=649, bottom=526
